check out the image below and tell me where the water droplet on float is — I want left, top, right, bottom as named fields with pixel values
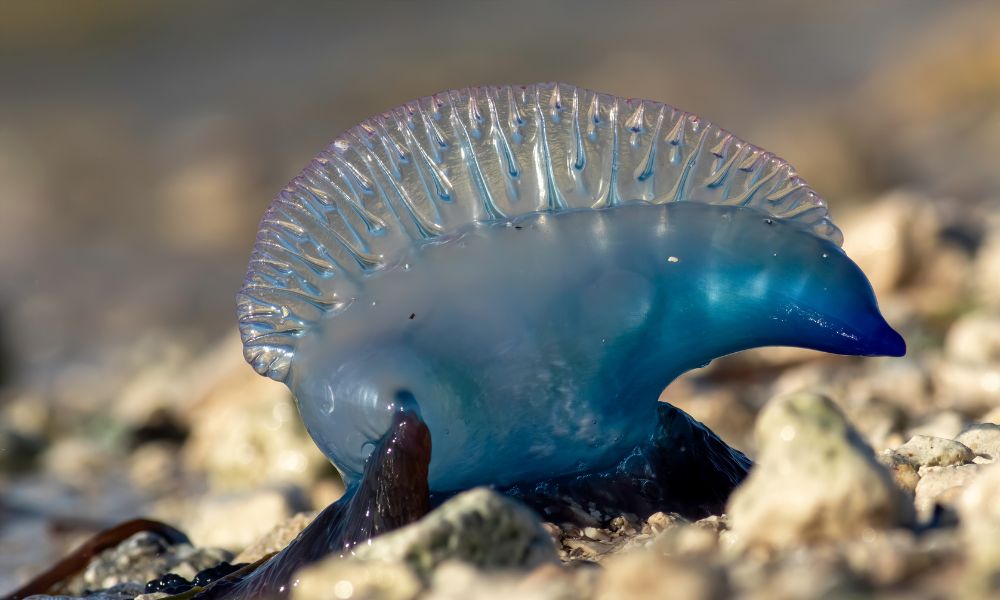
left=822, top=252, right=829, bottom=258
left=361, top=442, right=375, bottom=460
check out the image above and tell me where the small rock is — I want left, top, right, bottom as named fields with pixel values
left=63, top=531, right=230, bottom=596
left=351, top=488, right=557, bottom=579
left=846, top=397, right=906, bottom=451
left=41, top=438, right=118, bottom=485
left=649, top=524, right=720, bottom=558
left=931, top=359, right=1000, bottom=414
left=608, top=515, right=639, bottom=537
left=423, top=561, right=587, bottom=600
left=293, top=559, right=421, bottom=600
left=946, top=311, right=1000, bottom=364
left=956, top=423, right=1000, bottom=461
left=958, top=463, right=1000, bottom=590
left=582, top=526, right=607, bottom=541
left=906, top=242, right=975, bottom=320
left=893, top=435, right=975, bottom=467
left=879, top=450, right=922, bottom=494
left=128, top=441, right=182, bottom=493
left=234, top=511, right=317, bottom=564
left=840, top=191, right=940, bottom=294
left=541, top=522, right=563, bottom=542
left=729, top=548, right=854, bottom=600
left=644, top=512, right=682, bottom=535
left=727, top=392, right=912, bottom=550
left=595, top=549, right=727, bottom=600
left=841, top=529, right=922, bottom=587
left=182, top=369, right=329, bottom=492
left=183, top=486, right=307, bottom=552
left=848, top=357, right=933, bottom=417
left=562, top=537, right=614, bottom=560
left=914, top=464, right=985, bottom=521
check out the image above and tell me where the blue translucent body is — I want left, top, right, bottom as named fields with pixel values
left=291, top=202, right=901, bottom=491
left=237, top=84, right=904, bottom=495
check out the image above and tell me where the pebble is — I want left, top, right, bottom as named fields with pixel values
left=958, top=462, right=1000, bottom=590
left=727, top=392, right=912, bottom=550
left=849, top=357, right=933, bottom=417
left=234, top=510, right=317, bottom=564
left=41, top=438, right=118, bottom=486
left=892, top=434, right=975, bottom=467
left=932, top=359, right=1000, bottom=415
left=840, top=192, right=940, bottom=294
left=423, top=561, right=589, bottom=600
left=595, top=550, right=726, bottom=600
left=181, top=369, right=329, bottom=492
left=845, top=397, right=906, bottom=452
left=648, top=523, right=721, bottom=558
left=644, top=511, right=682, bottom=535
left=293, top=559, right=422, bottom=600
left=63, top=531, right=231, bottom=596
left=914, top=464, right=986, bottom=521
left=562, top=537, right=614, bottom=560
left=946, top=311, right=1000, bottom=364
left=182, top=486, right=308, bottom=552
left=290, top=491, right=562, bottom=599
left=348, top=488, right=557, bottom=579
left=880, top=450, right=922, bottom=495
left=127, top=442, right=182, bottom=494
left=955, top=423, right=1000, bottom=462
left=841, top=530, right=921, bottom=587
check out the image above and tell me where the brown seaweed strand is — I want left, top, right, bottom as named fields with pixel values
left=2, top=519, right=189, bottom=600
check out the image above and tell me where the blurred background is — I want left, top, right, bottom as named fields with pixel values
left=1, top=0, right=998, bottom=592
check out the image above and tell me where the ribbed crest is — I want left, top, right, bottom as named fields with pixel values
left=238, top=83, right=841, bottom=381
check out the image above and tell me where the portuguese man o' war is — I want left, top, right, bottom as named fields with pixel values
left=220, top=83, right=904, bottom=598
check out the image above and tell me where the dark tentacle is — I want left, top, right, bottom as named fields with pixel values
left=505, top=403, right=752, bottom=522
left=195, top=409, right=431, bottom=600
